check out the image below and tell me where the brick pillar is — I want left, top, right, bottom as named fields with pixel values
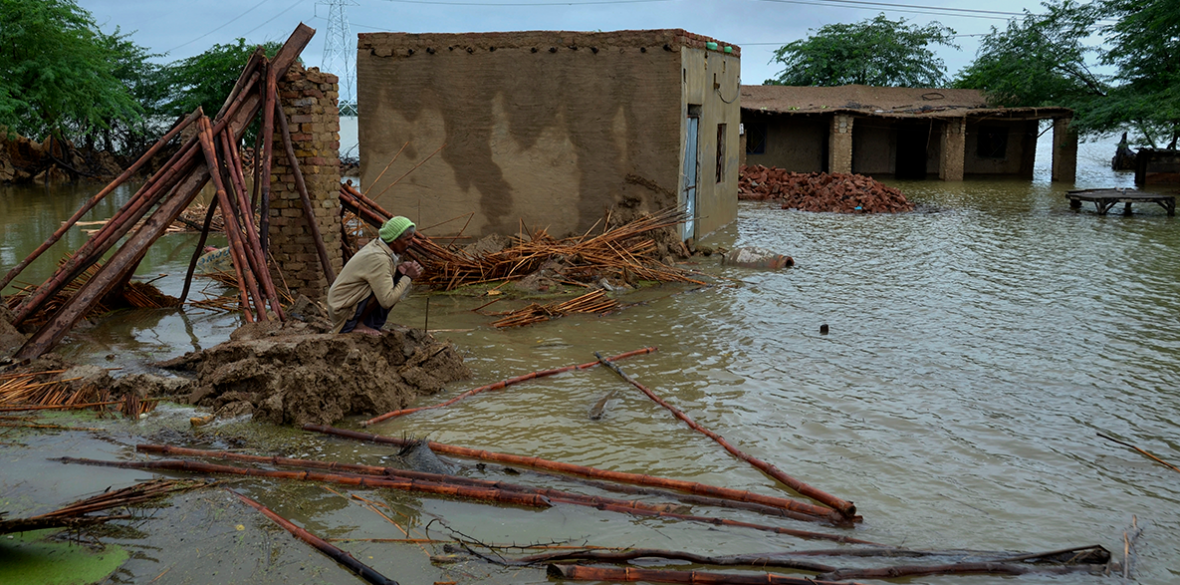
left=268, top=64, right=343, bottom=302
left=939, top=117, right=965, bottom=181
left=829, top=114, right=853, bottom=174
left=1052, top=117, right=1078, bottom=184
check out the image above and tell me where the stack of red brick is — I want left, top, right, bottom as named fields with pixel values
left=738, top=165, right=914, bottom=213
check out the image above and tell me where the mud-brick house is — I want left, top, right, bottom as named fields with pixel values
left=357, top=30, right=741, bottom=242
left=740, top=85, right=1078, bottom=182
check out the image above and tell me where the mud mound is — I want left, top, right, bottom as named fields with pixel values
left=739, top=165, right=914, bottom=213
left=158, top=323, right=470, bottom=426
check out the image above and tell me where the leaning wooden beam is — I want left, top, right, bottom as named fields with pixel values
left=58, top=457, right=552, bottom=509
left=230, top=489, right=400, bottom=585
left=361, top=347, right=658, bottom=426
left=135, top=444, right=678, bottom=515
left=597, top=354, right=857, bottom=520
left=179, top=197, right=220, bottom=303
left=0, top=111, right=199, bottom=292
left=545, top=564, right=862, bottom=585
left=219, top=127, right=286, bottom=320
left=258, top=64, right=278, bottom=256
left=302, top=425, right=849, bottom=524
left=12, top=24, right=314, bottom=358
left=276, top=98, right=336, bottom=282
left=198, top=116, right=264, bottom=321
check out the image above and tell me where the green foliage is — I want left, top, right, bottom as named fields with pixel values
left=1098, top=0, right=1180, bottom=146
left=957, top=0, right=1178, bottom=145
left=0, top=0, right=143, bottom=142
left=954, top=1, right=1105, bottom=109
left=153, top=38, right=282, bottom=122
left=766, top=15, right=958, bottom=87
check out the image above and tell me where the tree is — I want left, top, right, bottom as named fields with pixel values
left=154, top=38, right=282, bottom=123
left=954, top=1, right=1105, bottom=109
left=1097, top=0, right=1180, bottom=147
left=766, top=15, right=958, bottom=87
left=0, top=0, right=143, bottom=143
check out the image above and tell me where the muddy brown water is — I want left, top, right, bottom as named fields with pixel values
left=2, top=141, right=1178, bottom=585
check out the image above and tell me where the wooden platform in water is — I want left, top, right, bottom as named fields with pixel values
left=1066, top=189, right=1175, bottom=216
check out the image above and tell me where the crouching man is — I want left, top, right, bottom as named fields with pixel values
left=327, top=216, right=424, bottom=334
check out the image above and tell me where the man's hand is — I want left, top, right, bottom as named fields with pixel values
left=398, top=261, right=424, bottom=279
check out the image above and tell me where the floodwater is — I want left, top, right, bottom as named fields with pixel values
left=2, top=137, right=1178, bottom=585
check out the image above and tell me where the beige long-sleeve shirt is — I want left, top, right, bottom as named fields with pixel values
left=327, top=238, right=413, bottom=333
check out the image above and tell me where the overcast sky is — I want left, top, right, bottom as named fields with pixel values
left=76, top=0, right=1082, bottom=102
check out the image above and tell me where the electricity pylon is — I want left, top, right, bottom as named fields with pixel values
left=320, top=0, right=358, bottom=115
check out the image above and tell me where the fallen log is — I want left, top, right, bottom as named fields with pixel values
left=513, top=548, right=835, bottom=572
left=596, top=354, right=856, bottom=519
left=546, top=564, right=864, bottom=585
left=816, top=561, right=1108, bottom=581
left=57, top=457, right=551, bottom=509
left=230, top=489, right=399, bottom=585
left=361, top=347, right=658, bottom=425
left=134, top=443, right=680, bottom=515
left=303, top=425, right=849, bottom=524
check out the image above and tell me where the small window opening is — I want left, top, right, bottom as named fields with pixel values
left=745, top=123, right=767, bottom=155
left=977, top=126, right=1008, bottom=159
left=716, top=123, right=727, bottom=183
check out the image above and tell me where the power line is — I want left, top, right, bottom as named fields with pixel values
left=377, top=0, right=674, bottom=5
left=165, top=0, right=276, bottom=53
left=241, top=0, right=311, bottom=37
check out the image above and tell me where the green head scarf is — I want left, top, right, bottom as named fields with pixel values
left=379, top=216, right=415, bottom=243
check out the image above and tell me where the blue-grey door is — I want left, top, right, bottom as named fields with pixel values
left=682, top=114, right=699, bottom=240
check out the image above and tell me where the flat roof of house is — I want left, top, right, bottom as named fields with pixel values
left=741, top=85, right=1071, bottom=119
left=359, top=29, right=740, bottom=57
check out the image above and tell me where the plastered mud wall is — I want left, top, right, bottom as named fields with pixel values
left=357, top=30, right=738, bottom=240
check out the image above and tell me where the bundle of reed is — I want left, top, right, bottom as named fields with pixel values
left=0, top=479, right=204, bottom=535
left=175, top=203, right=225, bottom=233
left=4, top=260, right=177, bottom=329
left=186, top=268, right=295, bottom=314
left=490, top=290, right=618, bottom=328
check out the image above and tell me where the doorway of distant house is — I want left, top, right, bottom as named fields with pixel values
left=682, top=105, right=701, bottom=240
left=895, top=121, right=930, bottom=179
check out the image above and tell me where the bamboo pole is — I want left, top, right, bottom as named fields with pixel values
left=1098, top=432, right=1180, bottom=474
left=259, top=63, right=277, bottom=257
left=361, top=347, right=658, bottom=426
left=512, top=548, right=836, bottom=572
left=0, top=111, right=199, bottom=292
left=197, top=116, right=263, bottom=321
left=230, top=489, right=399, bottom=585
left=220, top=128, right=286, bottom=320
left=58, top=457, right=552, bottom=509
left=302, top=425, right=849, bottom=524
left=596, top=354, right=857, bottom=519
left=360, top=143, right=409, bottom=200
left=373, top=143, right=446, bottom=200
left=179, top=198, right=220, bottom=303
left=546, top=564, right=863, bottom=585
left=275, top=98, right=336, bottom=282
left=135, top=444, right=678, bottom=515
left=344, top=182, right=393, bottom=220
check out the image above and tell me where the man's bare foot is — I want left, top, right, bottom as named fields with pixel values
left=351, top=323, right=383, bottom=337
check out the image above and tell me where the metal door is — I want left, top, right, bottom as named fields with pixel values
left=682, top=114, right=699, bottom=240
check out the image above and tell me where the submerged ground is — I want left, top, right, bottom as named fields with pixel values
left=2, top=139, right=1178, bottom=584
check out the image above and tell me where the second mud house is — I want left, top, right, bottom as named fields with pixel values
left=357, top=30, right=740, bottom=242
left=740, top=85, right=1078, bottom=182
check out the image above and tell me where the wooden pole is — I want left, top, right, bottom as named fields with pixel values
left=58, top=457, right=552, bottom=509
left=361, top=347, right=658, bottom=426
left=259, top=62, right=277, bottom=257
left=275, top=97, right=336, bottom=282
left=302, top=425, right=849, bottom=523
left=179, top=198, right=219, bottom=303
left=546, top=564, right=863, bottom=585
left=220, top=128, right=286, bottom=320
left=197, top=117, right=263, bottom=321
left=134, top=444, right=678, bottom=515
left=230, top=489, right=400, bottom=585
left=0, top=111, right=199, bottom=292
left=596, top=354, right=857, bottom=519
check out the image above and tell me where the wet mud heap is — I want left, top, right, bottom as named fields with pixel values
left=159, top=321, right=470, bottom=426
left=739, top=165, right=914, bottom=213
